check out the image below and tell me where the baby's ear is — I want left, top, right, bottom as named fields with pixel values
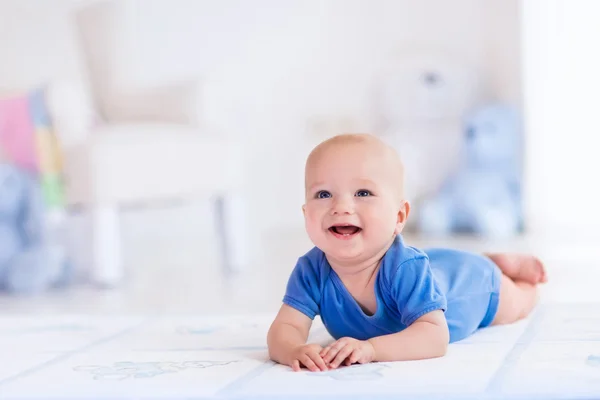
left=302, top=204, right=306, bottom=215
left=394, top=200, right=411, bottom=233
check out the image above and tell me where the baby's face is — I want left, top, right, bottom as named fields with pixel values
left=303, top=140, right=406, bottom=265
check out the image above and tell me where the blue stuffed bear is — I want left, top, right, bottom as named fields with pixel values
left=417, top=103, right=523, bottom=237
left=0, top=163, right=72, bottom=294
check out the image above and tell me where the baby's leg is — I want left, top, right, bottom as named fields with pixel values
left=491, top=274, right=538, bottom=326
left=484, top=253, right=547, bottom=284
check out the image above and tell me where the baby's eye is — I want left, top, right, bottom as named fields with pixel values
left=355, top=189, right=372, bottom=197
left=316, top=190, right=332, bottom=199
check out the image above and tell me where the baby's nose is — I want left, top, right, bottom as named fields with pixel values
left=331, top=197, right=354, bottom=214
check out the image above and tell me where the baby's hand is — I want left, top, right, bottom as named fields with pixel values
left=289, top=343, right=329, bottom=372
left=320, top=337, right=375, bottom=368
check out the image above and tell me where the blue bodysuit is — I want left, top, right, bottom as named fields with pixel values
left=283, top=235, right=502, bottom=343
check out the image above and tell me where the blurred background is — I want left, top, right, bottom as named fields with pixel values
left=0, top=0, right=599, bottom=315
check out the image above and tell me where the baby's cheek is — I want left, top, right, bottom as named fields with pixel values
left=305, top=214, right=324, bottom=235
left=373, top=211, right=398, bottom=234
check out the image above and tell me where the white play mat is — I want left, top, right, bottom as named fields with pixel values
left=1, top=303, right=599, bottom=399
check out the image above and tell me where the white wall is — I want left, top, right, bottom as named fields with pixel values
left=0, top=0, right=521, bottom=234
left=521, top=0, right=600, bottom=237
left=0, top=1, right=87, bottom=91
left=113, top=0, right=520, bottom=232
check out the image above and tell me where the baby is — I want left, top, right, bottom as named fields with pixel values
left=267, top=133, right=547, bottom=372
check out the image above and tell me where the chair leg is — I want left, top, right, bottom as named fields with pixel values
left=214, top=194, right=249, bottom=273
left=91, top=204, right=123, bottom=287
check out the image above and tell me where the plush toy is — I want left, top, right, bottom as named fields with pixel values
left=417, top=103, right=523, bottom=237
left=0, top=163, right=71, bottom=294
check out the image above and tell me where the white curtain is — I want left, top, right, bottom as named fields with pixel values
left=521, top=0, right=600, bottom=237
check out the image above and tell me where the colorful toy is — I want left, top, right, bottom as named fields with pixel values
left=0, top=88, right=72, bottom=293
left=417, top=103, right=523, bottom=237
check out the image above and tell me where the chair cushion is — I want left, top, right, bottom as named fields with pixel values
left=64, top=124, right=244, bottom=205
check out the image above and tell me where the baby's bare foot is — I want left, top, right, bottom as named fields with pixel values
left=485, top=253, right=547, bottom=285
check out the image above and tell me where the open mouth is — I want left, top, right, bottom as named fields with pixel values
left=328, top=224, right=362, bottom=239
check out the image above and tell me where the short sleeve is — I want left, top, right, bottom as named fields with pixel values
left=282, top=255, right=321, bottom=319
left=391, top=256, right=447, bottom=326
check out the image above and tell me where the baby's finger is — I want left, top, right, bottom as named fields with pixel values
left=322, top=341, right=344, bottom=363
left=292, top=360, right=300, bottom=372
left=322, top=349, right=336, bottom=364
left=322, top=346, right=341, bottom=364
left=329, top=346, right=352, bottom=368
left=300, top=354, right=319, bottom=372
left=320, top=345, right=332, bottom=359
left=347, top=349, right=361, bottom=365
left=330, top=345, right=354, bottom=369
left=309, top=352, right=328, bottom=371
left=321, top=340, right=340, bottom=358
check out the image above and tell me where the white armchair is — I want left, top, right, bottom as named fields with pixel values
left=42, top=1, right=252, bottom=286
left=59, top=121, right=250, bottom=286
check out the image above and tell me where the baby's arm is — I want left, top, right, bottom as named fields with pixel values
left=368, top=309, right=449, bottom=362
left=321, top=310, right=448, bottom=368
left=267, top=304, right=328, bottom=372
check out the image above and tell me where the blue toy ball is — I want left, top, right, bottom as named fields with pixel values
left=0, top=163, right=72, bottom=294
left=417, top=103, right=523, bottom=237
